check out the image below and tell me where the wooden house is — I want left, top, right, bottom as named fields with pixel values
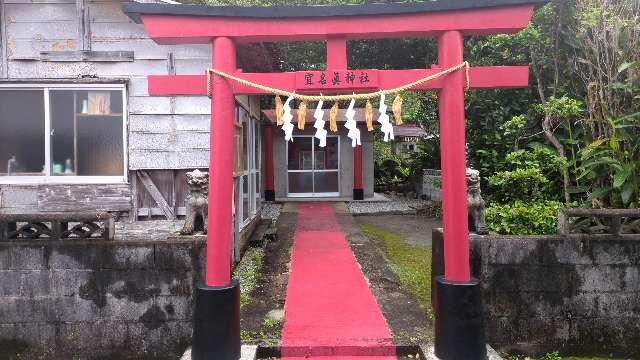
left=0, top=0, right=265, bottom=251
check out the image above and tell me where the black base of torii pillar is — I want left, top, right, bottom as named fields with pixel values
left=435, top=277, right=486, bottom=359
left=192, top=281, right=241, bottom=360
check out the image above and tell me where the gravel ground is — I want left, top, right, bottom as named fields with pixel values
left=261, top=202, right=282, bottom=221
left=348, top=194, right=435, bottom=215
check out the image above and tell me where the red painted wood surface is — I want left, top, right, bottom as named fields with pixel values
left=438, top=31, right=470, bottom=283
left=206, top=37, right=236, bottom=287
left=263, top=126, right=275, bottom=192
left=281, top=203, right=395, bottom=358
left=147, top=66, right=530, bottom=96
left=353, top=143, right=363, bottom=191
left=140, top=5, right=534, bottom=44
left=327, top=37, right=348, bottom=70
left=137, top=2, right=537, bottom=286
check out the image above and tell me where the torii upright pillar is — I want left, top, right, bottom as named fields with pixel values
left=192, top=36, right=241, bottom=360
left=435, top=31, right=486, bottom=359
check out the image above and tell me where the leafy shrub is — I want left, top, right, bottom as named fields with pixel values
left=540, top=351, right=562, bottom=360
left=505, top=146, right=568, bottom=175
left=488, top=167, right=549, bottom=203
left=486, top=200, right=561, bottom=235
left=486, top=146, right=567, bottom=204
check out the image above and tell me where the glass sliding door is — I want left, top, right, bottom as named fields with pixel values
left=287, top=135, right=340, bottom=197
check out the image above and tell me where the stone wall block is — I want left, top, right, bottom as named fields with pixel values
left=623, top=266, right=640, bottom=291
left=0, top=247, right=11, bottom=270
left=0, top=270, right=22, bottom=297
left=11, top=322, right=57, bottom=356
left=50, top=270, right=90, bottom=297
left=100, top=296, right=155, bottom=321
left=48, top=247, right=85, bottom=270
left=482, top=316, right=516, bottom=348
left=154, top=243, right=198, bottom=270
left=110, top=245, right=155, bottom=270
left=62, top=297, right=103, bottom=322
left=517, top=266, right=579, bottom=293
left=0, top=297, right=60, bottom=323
left=487, top=238, right=538, bottom=265
left=9, top=246, right=46, bottom=270
left=592, top=241, right=640, bottom=265
left=596, top=292, right=640, bottom=317
left=50, top=244, right=154, bottom=271
left=126, top=320, right=193, bottom=356
left=19, top=270, right=53, bottom=297
left=485, top=265, right=519, bottom=291
left=577, top=265, right=625, bottom=292
left=56, top=320, right=128, bottom=353
left=155, top=295, right=194, bottom=321
left=553, top=238, right=594, bottom=265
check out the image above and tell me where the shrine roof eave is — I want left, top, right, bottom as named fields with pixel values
left=122, top=0, right=547, bottom=23
left=122, top=0, right=548, bottom=44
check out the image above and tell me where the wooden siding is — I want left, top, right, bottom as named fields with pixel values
left=1, top=0, right=212, bottom=170
left=0, top=184, right=131, bottom=212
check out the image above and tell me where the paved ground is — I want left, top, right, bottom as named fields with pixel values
left=240, top=202, right=466, bottom=359
left=281, top=203, right=395, bottom=359
left=355, top=215, right=441, bottom=247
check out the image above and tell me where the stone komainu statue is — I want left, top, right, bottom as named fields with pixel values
left=181, top=169, right=209, bottom=235
left=467, top=168, right=488, bottom=235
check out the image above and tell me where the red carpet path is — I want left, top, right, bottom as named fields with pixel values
left=281, top=203, right=396, bottom=359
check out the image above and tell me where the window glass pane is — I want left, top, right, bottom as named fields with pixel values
left=240, top=110, right=249, bottom=172
left=253, top=120, right=260, bottom=170
left=255, top=172, right=261, bottom=208
left=288, top=137, right=313, bottom=170
left=242, top=174, right=249, bottom=222
left=49, top=90, right=123, bottom=176
left=288, top=172, right=313, bottom=193
left=0, top=90, right=45, bottom=176
left=314, top=171, right=339, bottom=193
left=314, top=137, right=339, bottom=170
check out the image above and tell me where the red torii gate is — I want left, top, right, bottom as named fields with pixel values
left=123, top=1, right=542, bottom=359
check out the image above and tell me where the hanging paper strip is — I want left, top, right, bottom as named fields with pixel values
left=377, top=93, right=394, bottom=142
left=281, top=95, right=295, bottom=142
left=313, top=100, right=327, bottom=147
left=344, top=98, right=361, bottom=147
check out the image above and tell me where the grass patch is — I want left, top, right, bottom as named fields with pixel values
left=359, top=222, right=433, bottom=318
left=505, top=352, right=622, bottom=360
left=232, top=246, right=266, bottom=308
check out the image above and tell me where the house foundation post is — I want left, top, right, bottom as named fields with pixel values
left=353, top=142, right=364, bottom=200
left=192, top=36, right=241, bottom=360
left=263, top=125, right=275, bottom=201
left=434, top=30, right=486, bottom=360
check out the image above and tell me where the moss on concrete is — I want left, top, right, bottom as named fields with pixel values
left=359, top=222, right=433, bottom=318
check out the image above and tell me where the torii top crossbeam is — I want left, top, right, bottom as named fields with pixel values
left=123, top=0, right=544, bottom=288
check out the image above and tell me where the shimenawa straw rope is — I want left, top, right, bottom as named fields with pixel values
left=206, top=62, right=470, bottom=100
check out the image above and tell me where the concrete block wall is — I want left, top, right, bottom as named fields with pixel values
left=421, top=169, right=442, bottom=201
left=0, top=238, right=205, bottom=359
left=432, top=230, right=640, bottom=358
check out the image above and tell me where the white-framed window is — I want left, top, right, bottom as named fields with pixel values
left=236, top=105, right=262, bottom=230
left=0, top=83, right=127, bottom=184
